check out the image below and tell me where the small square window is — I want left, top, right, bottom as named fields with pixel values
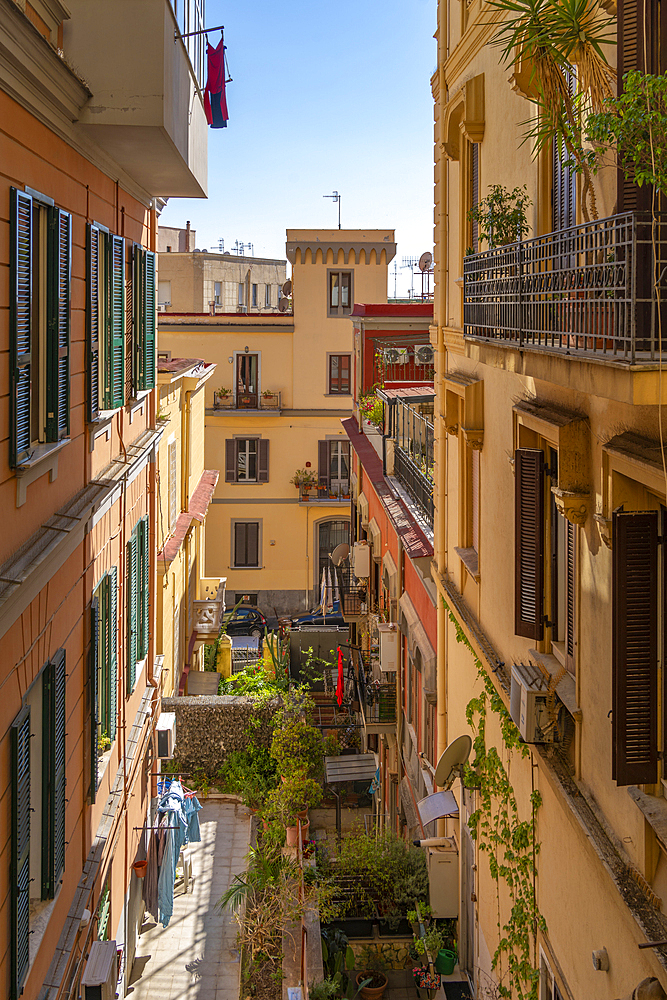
left=328, top=354, right=351, bottom=394
left=328, top=270, right=353, bottom=317
left=214, top=281, right=222, bottom=305
left=238, top=283, right=244, bottom=306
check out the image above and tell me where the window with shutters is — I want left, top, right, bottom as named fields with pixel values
left=94, top=569, right=118, bottom=771
left=127, top=516, right=150, bottom=694
left=225, top=438, right=269, bottom=483
left=134, top=246, right=156, bottom=392
left=328, top=270, right=353, bottom=317
left=9, top=187, right=71, bottom=468
left=232, top=520, right=262, bottom=568
left=318, top=440, right=350, bottom=497
left=10, top=650, right=67, bottom=998
left=328, top=354, right=351, bottom=394
left=514, top=446, right=577, bottom=677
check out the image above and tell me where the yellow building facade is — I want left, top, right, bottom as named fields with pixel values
left=159, top=230, right=395, bottom=615
left=155, top=357, right=222, bottom=697
left=432, top=0, right=667, bottom=997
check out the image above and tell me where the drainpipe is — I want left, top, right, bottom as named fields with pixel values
left=181, top=388, right=193, bottom=512
left=396, top=539, right=405, bottom=802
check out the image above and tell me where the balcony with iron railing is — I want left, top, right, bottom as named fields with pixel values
left=336, top=567, right=368, bottom=621
left=299, top=481, right=351, bottom=504
left=390, top=397, right=434, bottom=527
left=357, top=652, right=397, bottom=733
left=463, top=213, right=667, bottom=363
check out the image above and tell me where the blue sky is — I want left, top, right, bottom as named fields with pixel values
left=161, top=0, right=436, bottom=297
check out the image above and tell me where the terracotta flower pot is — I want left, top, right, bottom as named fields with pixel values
left=357, top=972, right=388, bottom=1000
left=132, top=860, right=148, bottom=878
left=286, top=825, right=299, bottom=847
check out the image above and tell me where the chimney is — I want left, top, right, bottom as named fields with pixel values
left=185, top=220, right=191, bottom=251
left=209, top=300, right=216, bottom=316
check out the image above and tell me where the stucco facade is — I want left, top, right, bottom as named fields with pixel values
left=157, top=249, right=287, bottom=314
left=0, top=2, right=206, bottom=998
left=432, top=0, right=667, bottom=996
left=158, top=230, right=396, bottom=615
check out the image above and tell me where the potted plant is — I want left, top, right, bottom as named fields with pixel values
left=261, top=388, right=280, bottom=409
left=356, top=946, right=389, bottom=1000
left=213, top=386, right=233, bottom=408
left=270, top=715, right=326, bottom=778
left=412, top=966, right=442, bottom=999
left=265, top=771, right=322, bottom=845
left=466, top=184, right=532, bottom=250
left=290, top=468, right=319, bottom=498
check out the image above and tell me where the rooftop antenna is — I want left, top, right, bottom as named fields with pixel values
left=323, top=190, right=341, bottom=229
left=401, top=256, right=419, bottom=298
left=217, top=238, right=225, bottom=252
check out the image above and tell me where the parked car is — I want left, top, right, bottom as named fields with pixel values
left=222, top=605, right=268, bottom=638
left=291, top=600, right=346, bottom=629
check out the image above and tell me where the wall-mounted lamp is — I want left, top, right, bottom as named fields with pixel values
left=244, top=346, right=249, bottom=354
left=228, top=356, right=233, bottom=364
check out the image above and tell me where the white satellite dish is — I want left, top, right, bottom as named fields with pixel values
left=434, top=734, right=472, bottom=789
left=330, top=542, right=350, bottom=567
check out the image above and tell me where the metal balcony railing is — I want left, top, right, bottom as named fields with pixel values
left=336, top=567, right=367, bottom=618
left=463, top=213, right=667, bottom=362
left=299, top=481, right=351, bottom=502
left=394, top=448, right=434, bottom=527
left=357, top=652, right=397, bottom=725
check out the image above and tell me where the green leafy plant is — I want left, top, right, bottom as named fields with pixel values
left=424, top=927, right=444, bottom=957
left=270, top=715, right=326, bottom=779
left=214, top=385, right=231, bottom=397
left=264, top=771, right=323, bottom=825
left=357, top=945, right=388, bottom=989
left=488, top=0, right=616, bottom=221
left=98, top=731, right=111, bottom=756
left=358, top=389, right=384, bottom=428
left=219, top=743, right=279, bottom=809
left=444, top=597, right=545, bottom=1000
left=467, top=185, right=532, bottom=249
left=290, top=468, right=318, bottom=488
left=586, top=70, right=667, bottom=195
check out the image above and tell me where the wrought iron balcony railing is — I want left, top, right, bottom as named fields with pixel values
left=394, top=448, right=434, bottom=527
left=464, top=213, right=667, bottom=362
left=357, top=652, right=397, bottom=725
left=336, top=567, right=367, bottom=619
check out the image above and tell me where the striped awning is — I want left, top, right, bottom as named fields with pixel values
left=325, top=753, right=378, bottom=783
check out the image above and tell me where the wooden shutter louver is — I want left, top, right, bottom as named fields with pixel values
left=133, top=245, right=143, bottom=395
left=108, top=567, right=118, bottom=742
left=470, top=143, right=479, bottom=252
left=47, top=208, right=71, bottom=441
left=90, top=597, right=99, bottom=803
left=565, top=520, right=576, bottom=673
left=515, top=449, right=545, bottom=639
left=612, top=509, right=658, bottom=785
left=140, top=516, right=150, bottom=659
left=126, top=244, right=134, bottom=399
left=258, top=439, right=270, bottom=482
left=143, top=250, right=156, bottom=389
left=42, top=649, right=66, bottom=899
left=247, top=522, right=259, bottom=566
left=11, top=706, right=31, bottom=1000
left=10, top=188, right=33, bottom=467
left=318, top=440, right=329, bottom=491
left=225, top=439, right=237, bottom=482
left=127, top=533, right=138, bottom=694
left=87, top=225, right=101, bottom=422
left=107, top=236, right=125, bottom=409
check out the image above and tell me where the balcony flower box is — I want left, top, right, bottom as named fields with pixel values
left=261, top=390, right=280, bottom=409
left=213, top=388, right=233, bottom=408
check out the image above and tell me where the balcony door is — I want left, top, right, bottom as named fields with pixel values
left=236, top=353, right=258, bottom=408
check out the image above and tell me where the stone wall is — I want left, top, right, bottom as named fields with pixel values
left=161, top=695, right=278, bottom=777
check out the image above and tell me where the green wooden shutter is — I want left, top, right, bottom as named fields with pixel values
left=515, top=449, right=545, bottom=639
left=106, top=236, right=125, bottom=409
left=90, top=596, right=99, bottom=803
left=140, top=515, right=150, bottom=659
left=9, top=187, right=33, bottom=467
left=11, top=706, right=31, bottom=1000
left=42, top=650, right=66, bottom=899
left=87, top=225, right=101, bottom=422
left=109, top=567, right=118, bottom=741
left=133, top=245, right=143, bottom=394
left=143, top=250, right=156, bottom=389
left=47, top=208, right=71, bottom=441
left=612, top=509, right=658, bottom=785
left=127, top=532, right=138, bottom=694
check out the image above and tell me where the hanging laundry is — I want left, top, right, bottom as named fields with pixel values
left=336, top=646, right=344, bottom=707
left=204, top=36, right=229, bottom=129
left=157, top=812, right=179, bottom=928
left=143, top=828, right=159, bottom=921
left=184, top=793, right=202, bottom=843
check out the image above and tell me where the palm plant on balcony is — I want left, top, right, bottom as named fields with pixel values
left=489, top=0, right=616, bottom=221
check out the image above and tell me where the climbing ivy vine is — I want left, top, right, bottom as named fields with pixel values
left=443, top=599, right=545, bottom=1000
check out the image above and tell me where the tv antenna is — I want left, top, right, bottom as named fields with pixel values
left=401, top=256, right=419, bottom=298
left=323, top=190, right=341, bottom=229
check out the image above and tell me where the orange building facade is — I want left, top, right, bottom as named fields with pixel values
left=0, top=2, right=207, bottom=998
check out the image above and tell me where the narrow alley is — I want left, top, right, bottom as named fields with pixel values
left=127, top=801, right=251, bottom=1000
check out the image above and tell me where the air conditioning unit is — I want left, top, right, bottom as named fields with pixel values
left=378, top=623, right=399, bottom=672
left=510, top=663, right=551, bottom=743
left=351, top=541, right=371, bottom=579
left=428, top=847, right=459, bottom=918
left=156, top=712, right=176, bottom=758
left=157, top=302, right=169, bottom=312
left=385, top=348, right=408, bottom=364
left=82, top=940, right=118, bottom=1000
left=415, top=345, right=434, bottom=364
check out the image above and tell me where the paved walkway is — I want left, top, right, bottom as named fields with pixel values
left=127, top=800, right=251, bottom=1000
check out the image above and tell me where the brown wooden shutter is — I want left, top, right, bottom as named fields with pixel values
left=341, top=354, right=350, bottom=392
left=247, top=523, right=259, bottom=566
left=225, top=439, right=237, bottom=482
left=565, top=520, right=576, bottom=674
left=47, top=208, right=71, bottom=442
left=515, top=449, right=545, bottom=639
left=471, top=143, right=479, bottom=252
left=612, top=509, right=658, bottom=785
left=258, top=439, right=269, bottom=482
left=471, top=448, right=480, bottom=553
left=9, top=187, right=33, bottom=467
left=318, top=440, right=329, bottom=491
left=87, top=225, right=100, bottom=422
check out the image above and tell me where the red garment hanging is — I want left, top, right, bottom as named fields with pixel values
left=204, top=36, right=229, bottom=128
left=336, top=646, right=344, bottom=707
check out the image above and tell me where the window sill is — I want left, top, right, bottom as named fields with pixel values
left=230, top=565, right=263, bottom=570
left=528, top=648, right=581, bottom=721
left=325, top=392, right=352, bottom=397
left=97, top=744, right=114, bottom=784
left=628, top=786, right=667, bottom=855
left=88, top=413, right=115, bottom=452
left=15, top=438, right=70, bottom=507
left=129, top=389, right=151, bottom=423
left=454, top=546, right=480, bottom=582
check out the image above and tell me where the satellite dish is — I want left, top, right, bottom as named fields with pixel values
left=282, top=279, right=292, bottom=296
left=330, top=542, right=350, bottom=567
left=419, top=251, right=433, bottom=272
left=278, top=297, right=290, bottom=312
left=434, top=734, right=472, bottom=789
